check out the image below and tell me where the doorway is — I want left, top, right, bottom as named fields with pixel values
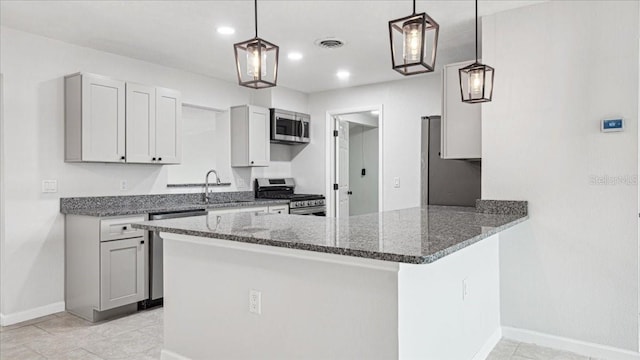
left=327, top=107, right=383, bottom=218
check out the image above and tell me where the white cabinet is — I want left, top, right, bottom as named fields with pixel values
left=230, top=105, right=270, bottom=167
left=208, top=205, right=288, bottom=216
left=208, top=206, right=269, bottom=216
left=100, top=237, right=146, bottom=310
left=65, top=73, right=181, bottom=164
left=65, top=214, right=147, bottom=322
left=236, top=206, right=268, bottom=214
left=268, top=205, right=289, bottom=214
left=125, top=83, right=156, bottom=163
left=441, top=61, right=482, bottom=159
left=126, top=85, right=182, bottom=164
left=155, top=88, right=182, bottom=164
left=65, top=73, right=126, bottom=163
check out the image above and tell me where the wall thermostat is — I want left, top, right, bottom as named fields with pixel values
left=601, top=118, right=624, bottom=132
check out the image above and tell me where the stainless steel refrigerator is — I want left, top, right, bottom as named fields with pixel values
left=421, top=116, right=481, bottom=207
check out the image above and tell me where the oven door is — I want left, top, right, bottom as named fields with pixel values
left=289, top=206, right=326, bottom=216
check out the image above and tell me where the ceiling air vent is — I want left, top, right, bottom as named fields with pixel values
left=315, top=38, right=345, bottom=49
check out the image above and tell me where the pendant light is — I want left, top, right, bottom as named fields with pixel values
left=233, top=0, right=279, bottom=89
left=459, top=0, right=494, bottom=103
left=388, top=0, right=439, bottom=75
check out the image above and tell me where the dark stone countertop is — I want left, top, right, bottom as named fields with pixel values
left=60, top=192, right=289, bottom=217
left=133, top=205, right=527, bottom=264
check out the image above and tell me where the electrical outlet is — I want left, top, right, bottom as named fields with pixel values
left=249, top=289, right=261, bottom=314
left=119, top=180, right=128, bottom=191
left=393, top=177, right=400, bottom=188
left=237, top=178, right=246, bottom=189
left=462, top=278, right=469, bottom=301
left=41, top=180, right=58, bottom=193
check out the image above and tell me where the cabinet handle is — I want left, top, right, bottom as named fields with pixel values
left=120, top=156, right=125, bottom=160
left=250, top=161, right=254, bottom=164
left=158, top=157, right=162, bottom=161
left=140, top=240, right=145, bottom=245
left=152, top=157, right=156, bottom=161
left=122, top=226, right=128, bottom=231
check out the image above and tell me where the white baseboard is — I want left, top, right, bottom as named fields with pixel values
left=0, top=301, right=65, bottom=326
left=502, top=326, right=640, bottom=360
left=473, top=327, right=503, bottom=360
left=161, top=349, right=191, bottom=360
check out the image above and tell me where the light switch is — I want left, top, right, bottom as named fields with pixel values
left=42, top=180, right=58, bottom=193
left=393, top=177, right=400, bottom=188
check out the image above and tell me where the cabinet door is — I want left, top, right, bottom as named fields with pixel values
left=100, top=238, right=145, bottom=310
left=125, top=83, right=156, bottom=164
left=441, top=61, right=482, bottom=159
left=248, top=106, right=270, bottom=167
left=155, top=88, right=182, bottom=164
left=81, top=75, right=126, bottom=162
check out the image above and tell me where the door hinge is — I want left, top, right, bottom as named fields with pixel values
left=333, top=184, right=339, bottom=190
left=333, top=130, right=339, bottom=137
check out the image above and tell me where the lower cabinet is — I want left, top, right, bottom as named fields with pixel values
left=208, top=205, right=289, bottom=216
left=268, top=205, right=289, bottom=214
left=100, top=238, right=146, bottom=311
left=65, top=214, right=148, bottom=322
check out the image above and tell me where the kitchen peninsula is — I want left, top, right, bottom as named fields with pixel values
left=134, top=200, right=527, bottom=360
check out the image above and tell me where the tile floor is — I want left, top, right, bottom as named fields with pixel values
left=0, top=309, right=604, bottom=360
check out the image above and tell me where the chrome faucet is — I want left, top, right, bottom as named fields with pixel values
left=204, top=169, right=221, bottom=204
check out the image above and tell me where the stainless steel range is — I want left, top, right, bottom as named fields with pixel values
left=255, top=178, right=326, bottom=216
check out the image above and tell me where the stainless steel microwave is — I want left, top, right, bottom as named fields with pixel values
left=270, top=108, right=310, bottom=144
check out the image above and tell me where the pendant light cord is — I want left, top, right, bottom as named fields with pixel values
left=254, top=0, right=258, bottom=38
left=412, top=0, right=416, bottom=14
left=475, top=0, right=479, bottom=62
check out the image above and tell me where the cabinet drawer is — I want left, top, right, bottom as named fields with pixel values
left=268, top=205, right=289, bottom=214
left=100, top=216, right=145, bottom=241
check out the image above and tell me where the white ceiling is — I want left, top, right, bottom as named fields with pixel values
left=0, top=0, right=544, bottom=93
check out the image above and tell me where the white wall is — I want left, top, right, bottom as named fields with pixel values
left=0, top=27, right=302, bottom=321
left=482, top=1, right=639, bottom=351
left=349, top=124, right=379, bottom=216
left=295, top=75, right=441, bottom=211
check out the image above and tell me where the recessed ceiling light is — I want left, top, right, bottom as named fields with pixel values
left=336, top=70, right=350, bottom=80
left=217, top=26, right=235, bottom=35
left=288, top=52, right=303, bottom=61
left=370, top=110, right=379, bottom=115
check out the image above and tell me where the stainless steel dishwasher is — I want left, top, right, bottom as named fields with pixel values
left=145, top=209, right=207, bottom=307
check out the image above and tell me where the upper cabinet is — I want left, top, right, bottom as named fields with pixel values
left=65, top=73, right=182, bottom=164
left=441, top=61, right=482, bottom=160
left=65, top=73, right=126, bottom=163
left=126, top=85, right=182, bottom=164
left=154, top=88, right=182, bottom=164
left=230, top=105, right=270, bottom=167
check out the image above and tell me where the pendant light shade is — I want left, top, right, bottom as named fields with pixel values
left=459, top=0, right=494, bottom=103
left=234, top=0, right=279, bottom=89
left=388, top=0, right=439, bottom=75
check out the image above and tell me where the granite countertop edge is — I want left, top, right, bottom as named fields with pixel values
left=133, top=214, right=529, bottom=264
left=61, top=199, right=290, bottom=217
